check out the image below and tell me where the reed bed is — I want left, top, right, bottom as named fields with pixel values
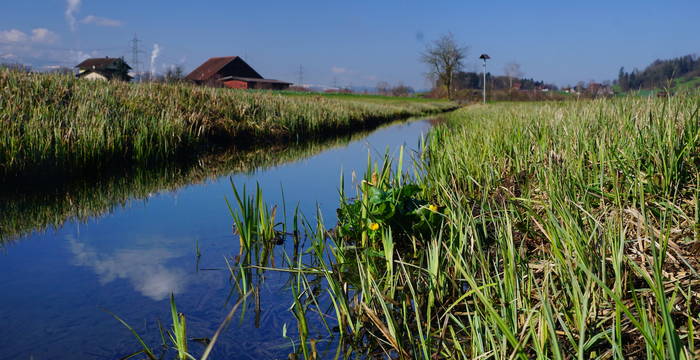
left=111, top=96, right=699, bottom=359
left=0, top=69, right=455, bottom=179
left=0, top=121, right=399, bottom=243
left=278, top=96, right=700, bottom=358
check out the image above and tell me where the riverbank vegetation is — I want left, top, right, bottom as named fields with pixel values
left=0, top=120, right=408, bottom=243
left=280, top=96, right=699, bottom=358
left=112, top=95, right=699, bottom=359
left=0, top=69, right=456, bottom=181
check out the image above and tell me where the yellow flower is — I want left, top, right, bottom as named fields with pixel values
left=428, top=204, right=438, bottom=212
left=369, top=222, right=380, bottom=231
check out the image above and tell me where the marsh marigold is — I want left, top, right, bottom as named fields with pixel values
left=369, top=222, right=380, bottom=231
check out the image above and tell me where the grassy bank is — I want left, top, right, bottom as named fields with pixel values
left=0, top=70, right=455, bottom=180
left=279, top=96, right=699, bottom=358
left=0, top=118, right=413, bottom=244
left=112, top=96, right=700, bottom=359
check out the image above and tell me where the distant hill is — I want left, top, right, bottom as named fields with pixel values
left=616, top=54, right=700, bottom=91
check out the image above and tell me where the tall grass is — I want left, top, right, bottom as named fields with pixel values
left=0, top=118, right=411, bottom=243
left=282, top=96, right=699, bottom=358
left=0, top=70, right=456, bottom=179
left=110, top=96, right=698, bottom=358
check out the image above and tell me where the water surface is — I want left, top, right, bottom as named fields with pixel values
left=0, top=119, right=432, bottom=359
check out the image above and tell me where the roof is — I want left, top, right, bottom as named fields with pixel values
left=75, top=57, right=131, bottom=70
left=186, top=56, right=265, bottom=81
left=220, top=76, right=291, bottom=85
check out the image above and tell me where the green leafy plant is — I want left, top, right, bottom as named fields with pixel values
left=337, top=181, right=443, bottom=247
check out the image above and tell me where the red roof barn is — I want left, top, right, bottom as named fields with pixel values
left=185, top=56, right=291, bottom=90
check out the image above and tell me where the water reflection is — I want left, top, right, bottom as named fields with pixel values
left=0, top=118, right=434, bottom=359
left=0, top=119, right=413, bottom=243
left=68, top=236, right=190, bottom=300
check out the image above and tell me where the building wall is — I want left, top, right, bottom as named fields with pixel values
left=84, top=72, right=108, bottom=81
left=222, top=80, right=290, bottom=90
left=249, top=82, right=290, bottom=90
left=218, top=58, right=263, bottom=79
left=223, top=80, right=248, bottom=89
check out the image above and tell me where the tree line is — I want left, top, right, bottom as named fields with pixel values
left=420, top=33, right=557, bottom=100
left=454, top=72, right=555, bottom=91
left=616, top=54, right=700, bottom=91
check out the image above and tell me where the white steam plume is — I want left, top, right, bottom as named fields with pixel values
left=150, top=43, right=161, bottom=76
left=65, top=0, right=82, bottom=32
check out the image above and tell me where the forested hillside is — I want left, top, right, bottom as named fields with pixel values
left=616, top=54, right=700, bottom=90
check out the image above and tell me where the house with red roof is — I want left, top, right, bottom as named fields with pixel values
left=185, top=56, right=291, bottom=90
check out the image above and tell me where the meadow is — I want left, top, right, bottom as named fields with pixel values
left=268, top=96, right=699, bottom=359
left=0, top=70, right=455, bottom=180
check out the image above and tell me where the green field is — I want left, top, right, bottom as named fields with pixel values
left=619, top=77, right=700, bottom=97
left=274, top=90, right=449, bottom=104
left=0, top=70, right=456, bottom=180
left=675, top=77, right=700, bottom=91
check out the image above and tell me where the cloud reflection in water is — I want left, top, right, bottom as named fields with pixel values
left=68, top=236, right=191, bottom=301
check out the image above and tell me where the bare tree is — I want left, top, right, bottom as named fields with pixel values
left=164, top=65, right=185, bottom=83
left=421, top=33, right=467, bottom=99
left=376, top=81, right=390, bottom=95
left=503, top=62, right=523, bottom=89
left=391, top=82, right=414, bottom=97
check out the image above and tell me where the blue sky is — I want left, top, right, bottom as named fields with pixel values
left=0, top=1, right=697, bottom=88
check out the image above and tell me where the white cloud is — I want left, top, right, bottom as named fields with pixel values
left=331, top=66, right=347, bottom=74
left=80, top=15, right=123, bottom=27
left=0, top=53, right=18, bottom=60
left=0, top=29, right=28, bottom=44
left=0, top=28, right=59, bottom=44
left=30, top=28, right=59, bottom=44
left=70, top=49, right=94, bottom=63
left=65, top=0, right=82, bottom=31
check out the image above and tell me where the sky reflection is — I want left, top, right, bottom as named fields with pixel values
left=68, top=236, right=191, bottom=300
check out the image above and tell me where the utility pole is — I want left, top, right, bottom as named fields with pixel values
left=297, top=65, right=304, bottom=87
left=131, top=34, right=144, bottom=82
left=479, top=54, right=490, bottom=104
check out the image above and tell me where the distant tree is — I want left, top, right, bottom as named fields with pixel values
left=164, top=65, right=185, bottom=83
left=391, top=82, right=414, bottom=97
left=628, top=70, right=638, bottom=90
left=49, top=66, right=75, bottom=75
left=454, top=71, right=481, bottom=89
left=617, top=67, right=628, bottom=91
left=616, top=55, right=700, bottom=91
left=503, top=62, right=523, bottom=89
left=545, top=83, right=559, bottom=91
left=376, top=81, right=390, bottom=95
left=421, top=33, right=467, bottom=99
left=0, top=62, right=31, bottom=72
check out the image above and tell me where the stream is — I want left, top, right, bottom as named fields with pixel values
left=0, top=118, right=433, bottom=359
